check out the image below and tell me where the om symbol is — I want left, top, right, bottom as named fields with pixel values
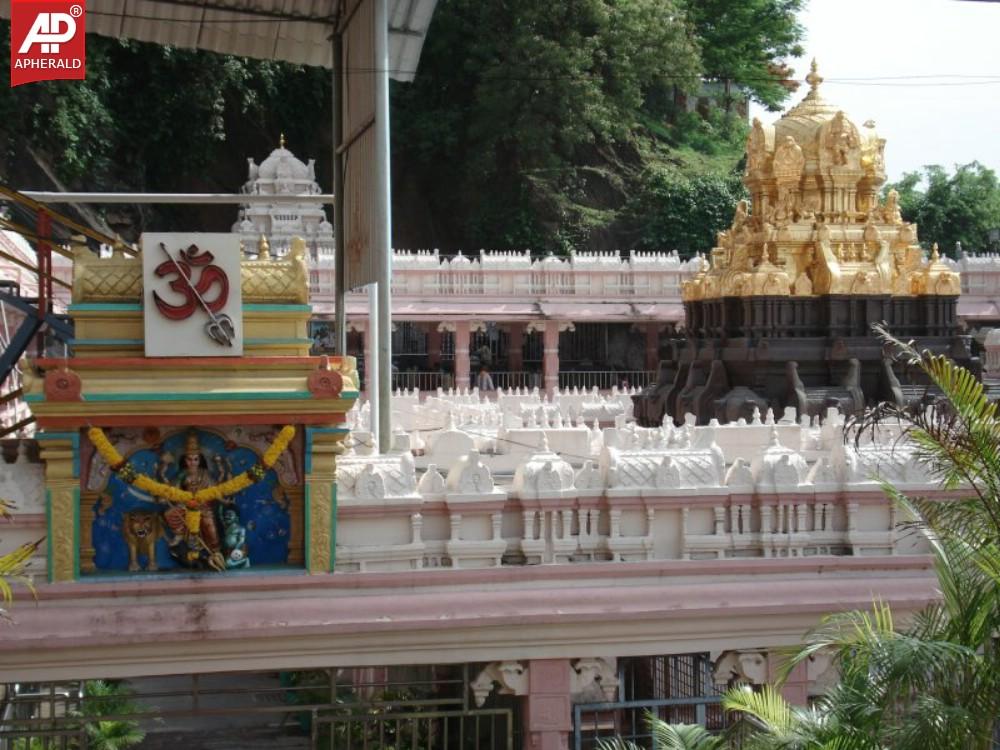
left=152, top=244, right=230, bottom=321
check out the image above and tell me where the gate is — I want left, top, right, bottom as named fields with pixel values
left=572, top=653, right=726, bottom=750
left=1, top=665, right=517, bottom=750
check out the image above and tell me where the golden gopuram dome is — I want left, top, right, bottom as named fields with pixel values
left=682, top=60, right=960, bottom=303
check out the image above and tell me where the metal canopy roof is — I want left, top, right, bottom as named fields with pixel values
left=1, top=0, right=437, bottom=82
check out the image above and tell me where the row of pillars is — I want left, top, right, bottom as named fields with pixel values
left=357, top=320, right=664, bottom=395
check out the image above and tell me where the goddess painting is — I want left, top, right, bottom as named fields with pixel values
left=87, top=427, right=294, bottom=574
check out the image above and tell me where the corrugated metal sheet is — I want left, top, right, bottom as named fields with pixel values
left=0, top=0, right=437, bottom=82
left=341, top=0, right=383, bottom=289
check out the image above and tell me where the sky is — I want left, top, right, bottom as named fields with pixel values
left=749, top=0, right=1000, bottom=182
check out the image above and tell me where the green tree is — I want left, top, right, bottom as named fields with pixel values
left=392, top=0, right=802, bottom=252
left=885, top=163, right=1000, bottom=255
left=76, top=680, right=146, bottom=750
left=678, top=0, right=805, bottom=110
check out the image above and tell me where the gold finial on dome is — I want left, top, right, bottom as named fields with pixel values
left=279, top=132, right=286, bottom=149
left=258, top=234, right=271, bottom=260
left=931, top=242, right=940, bottom=262
left=805, top=58, right=823, bottom=96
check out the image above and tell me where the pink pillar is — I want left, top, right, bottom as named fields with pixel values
left=523, top=659, right=572, bottom=750
left=508, top=322, right=525, bottom=372
left=455, top=320, right=471, bottom=390
left=645, top=323, right=661, bottom=372
left=772, top=657, right=809, bottom=706
left=543, top=320, right=560, bottom=395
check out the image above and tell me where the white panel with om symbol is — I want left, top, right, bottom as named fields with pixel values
left=142, top=233, right=244, bottom=357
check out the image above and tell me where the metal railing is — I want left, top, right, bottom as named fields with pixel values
left=558, top=370, right=656, bottom=391
left=1, top=664, right=517, bottom=750
left=391, top=371, right=447, bottom=392
left=490, top=371, right=541, bottom=391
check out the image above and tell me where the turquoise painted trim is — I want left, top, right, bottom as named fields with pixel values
left=69, top=303, right=142, bottom=312
left=245, top=304, right=312, bottom=312
left=36, top=431, right=77, bottom=441
left=45, top=489, right=53, bottom=583
left=83, top=391, right=315, bottom=402
left=309, top=427, right=351, bottom=436
left=303, top=484, right=311, bottom=572
left=73, top=488, right=80, bottom=580
left=71, top=339, right=144, bottom=346
left=24, top=394, right=42, bottom=403
left=72, top=432, right=80, bottom=479
left=304, top=428, right=313, bottom=475
left=244, top=338, right=312, bottom=345
left=330, top=481, right=337, bottom=573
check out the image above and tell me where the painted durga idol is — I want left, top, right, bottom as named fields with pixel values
left=80, top=426, right=304, bottom=574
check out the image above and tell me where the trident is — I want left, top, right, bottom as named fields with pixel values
left=158, top=243, right=236, bottom=347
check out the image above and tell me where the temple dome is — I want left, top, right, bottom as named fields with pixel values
left=258, top=144, right=311, bottom=181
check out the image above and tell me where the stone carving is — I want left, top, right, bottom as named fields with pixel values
left=355, top=464, right=386, bottom=500
left=654, top=456, right=681, bottom=489
left=714, top=650, right=769, bottom=686
left=470, top=661, right=528, bottom=707
left=725, top=458, right=754, bottom=490
left=417, top=464, right=447, bottom=497
left=570, top=658, right=620, bottom=702
left=772, top=135, right=804, bottom=181
left=447, top=449, right=495, bottom=495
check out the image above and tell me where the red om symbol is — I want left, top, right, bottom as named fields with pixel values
left=153, top=244, right=230, bottom=321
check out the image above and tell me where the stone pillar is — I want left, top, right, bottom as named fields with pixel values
left=645, top=323, right=661, bottom=372
left=427, top=324, right=443, bottom=370
left=455, top=320, right=471, bottom=391
left=363, top=323, right=377, bottom=397
left=507, top=322, right=525, bottom=372
left=542, top=320, right=560, bottom=396
left=38, top=435, right=78, bottom=583
left=305, top=429, right=348, bottom=574
left=523, top=659, right=572, bottom=750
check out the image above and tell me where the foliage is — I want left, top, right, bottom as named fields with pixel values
left=678, top=0, right=805, bottom=110
left=0, top=1, right=804, bottom=251
left=624, top=159, right=749, bottom=254
left=0, top=23, right=329, bottom=233
left=0, top=497, right=41, bottom=621
left=885, top=162, right=1000, bottom=255
left=392, top=0, right=800, bottom=252
left=76, top=680, right=146, bottom=750
left=729, top=327, right=1000, bottom=750
left=596, top=710, right=724, bottom=750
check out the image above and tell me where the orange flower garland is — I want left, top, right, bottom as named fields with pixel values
left=87, top=426, right=296, bottom=509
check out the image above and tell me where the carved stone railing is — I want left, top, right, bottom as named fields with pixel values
left=334, top=418, right=935, bottom=572
left=309, top=248, right=701, bottom=305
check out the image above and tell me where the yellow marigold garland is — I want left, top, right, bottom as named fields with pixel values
left=87, top=425, right=296, bottom=509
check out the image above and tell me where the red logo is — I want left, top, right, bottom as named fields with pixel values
left=10, top=0, right=85, bottom=87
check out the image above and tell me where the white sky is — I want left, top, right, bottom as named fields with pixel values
left=749, top=0, right=1000, bottom=182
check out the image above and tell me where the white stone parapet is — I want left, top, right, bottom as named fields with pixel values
left=309, top=248, right=701, bottom=309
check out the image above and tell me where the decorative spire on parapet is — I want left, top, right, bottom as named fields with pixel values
left=680, top=57, right=960, bottom=303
